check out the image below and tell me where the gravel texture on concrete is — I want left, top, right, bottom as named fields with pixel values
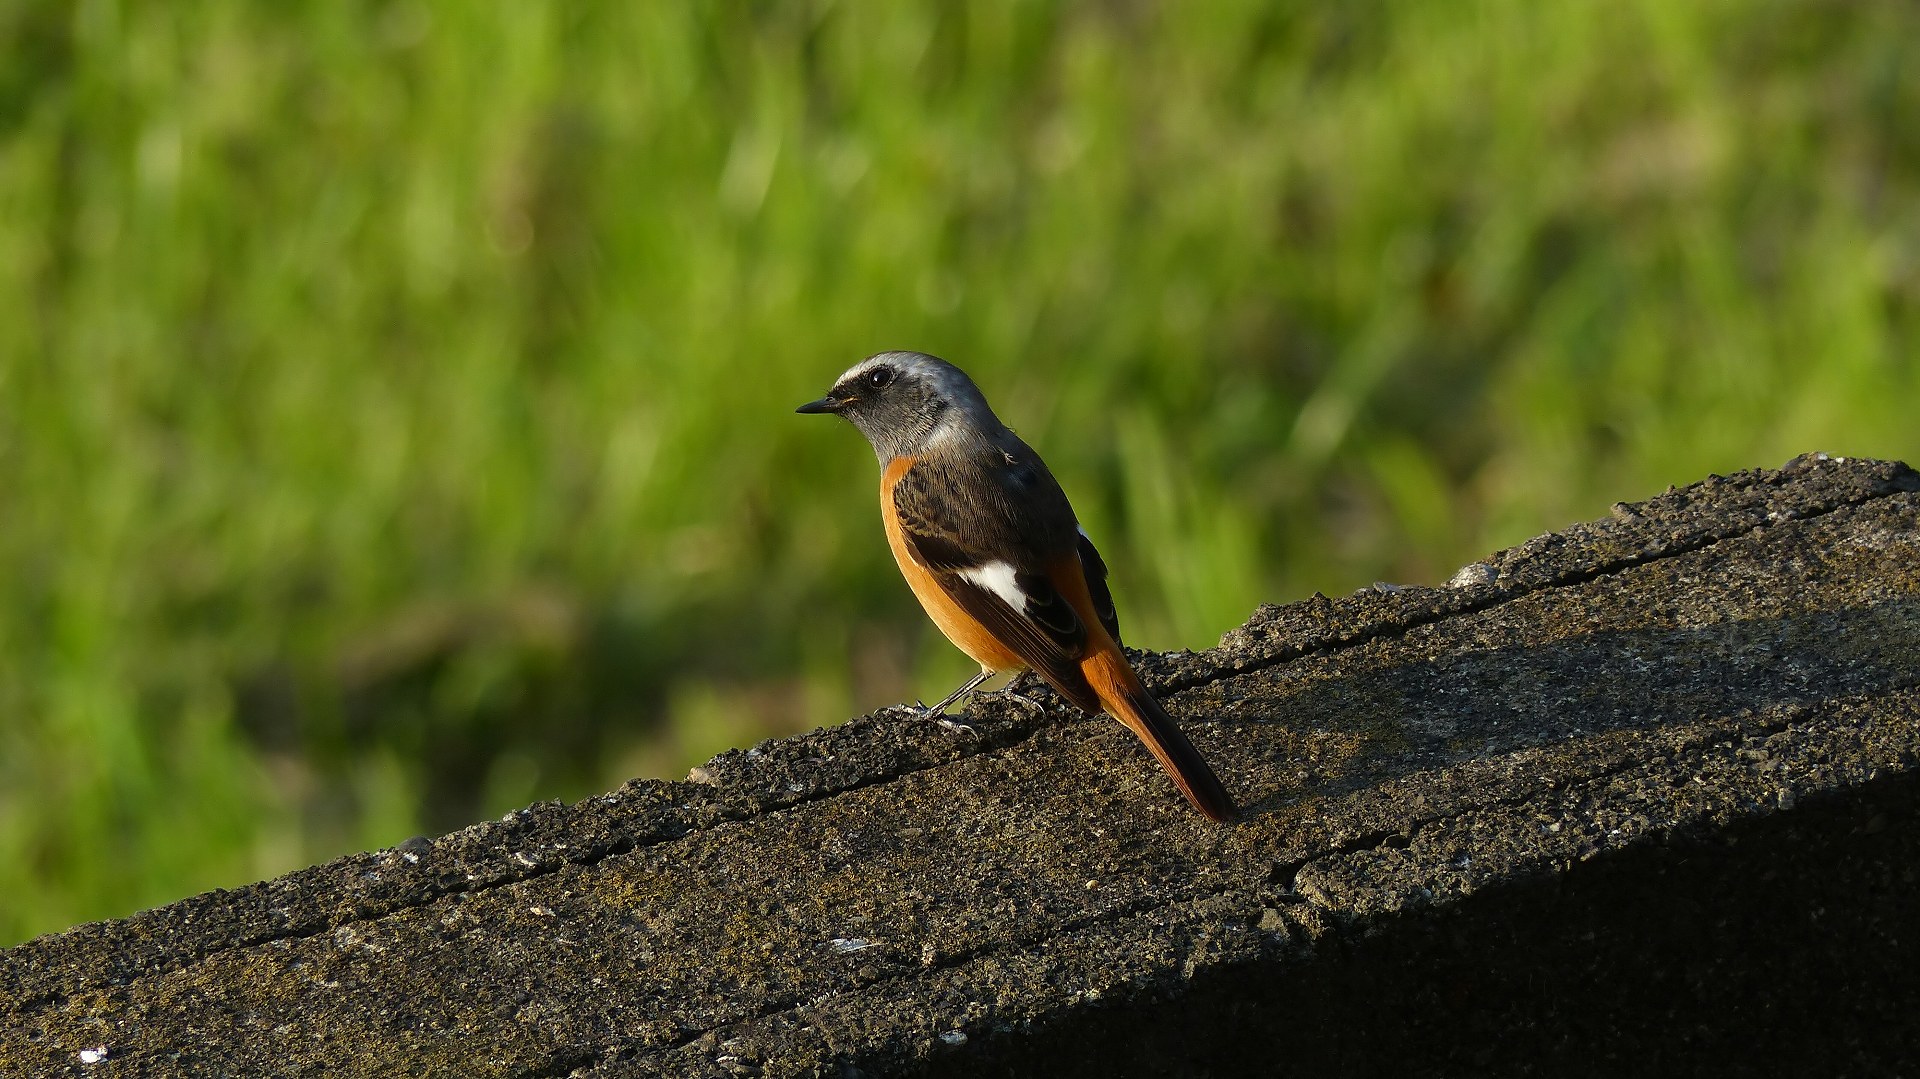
left=3, top=454, right=1917, bottom=1077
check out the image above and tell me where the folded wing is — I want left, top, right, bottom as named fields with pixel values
left=891, top=457, right=1103, bottom=714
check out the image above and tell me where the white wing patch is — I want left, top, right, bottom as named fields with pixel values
left=956, top=560, right=1029, bottom=611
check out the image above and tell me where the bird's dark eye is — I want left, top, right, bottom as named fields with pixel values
left=865, top=366, right=894, bottom=389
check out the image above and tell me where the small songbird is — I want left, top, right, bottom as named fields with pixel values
left=797, top=351, right=1238, bottom=821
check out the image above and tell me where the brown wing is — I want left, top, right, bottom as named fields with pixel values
left=892, top=455, right=1102, bottom=714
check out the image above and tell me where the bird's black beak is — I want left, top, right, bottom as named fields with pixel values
left=795, top=396, right=841, bottom=415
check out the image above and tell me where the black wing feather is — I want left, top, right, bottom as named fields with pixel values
left=1076, top=531, right=1121, bottom=645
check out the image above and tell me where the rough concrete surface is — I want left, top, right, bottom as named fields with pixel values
left=3, top=454, right=1918, bottom=1077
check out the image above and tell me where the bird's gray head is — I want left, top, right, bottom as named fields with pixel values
left=795, top=351, right=1003, bottom=462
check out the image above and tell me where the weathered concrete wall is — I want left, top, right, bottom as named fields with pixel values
left=3, top=454, right=1918, bottom=1077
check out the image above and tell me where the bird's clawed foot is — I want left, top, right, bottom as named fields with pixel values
left=992, top=671, right=1048, bottom=717
left=898, top=669, right=1048, bottom=738
left=897, top=699, right=981, bottom=737
left=904, top=668, right=995, bottom=737
left=923, top=706, right=983, bottom=738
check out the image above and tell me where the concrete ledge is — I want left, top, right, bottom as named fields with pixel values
left=4, top=454, right=1918, bottom=1077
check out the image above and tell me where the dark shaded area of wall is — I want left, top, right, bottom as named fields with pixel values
left=935, top=774, right=1918, bottom=1079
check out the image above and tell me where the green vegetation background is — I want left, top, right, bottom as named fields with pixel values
left=3, top=1, right=1915, bottom=944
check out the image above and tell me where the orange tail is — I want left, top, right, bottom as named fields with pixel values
left=1083, top=648, right=1238, bottom=822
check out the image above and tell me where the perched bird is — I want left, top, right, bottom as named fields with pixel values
left=797, top=351, right=1237, bottom=821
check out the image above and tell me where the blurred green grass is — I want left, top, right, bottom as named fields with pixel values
left=2, top=0, right=1915, bottom=943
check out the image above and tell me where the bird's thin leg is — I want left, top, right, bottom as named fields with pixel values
left=916, top=668, right=996, bottom=734
left=924, top=668, right=996, bottom=716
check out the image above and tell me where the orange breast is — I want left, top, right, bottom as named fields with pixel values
left=880, top=456, right=1026, bottom=672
